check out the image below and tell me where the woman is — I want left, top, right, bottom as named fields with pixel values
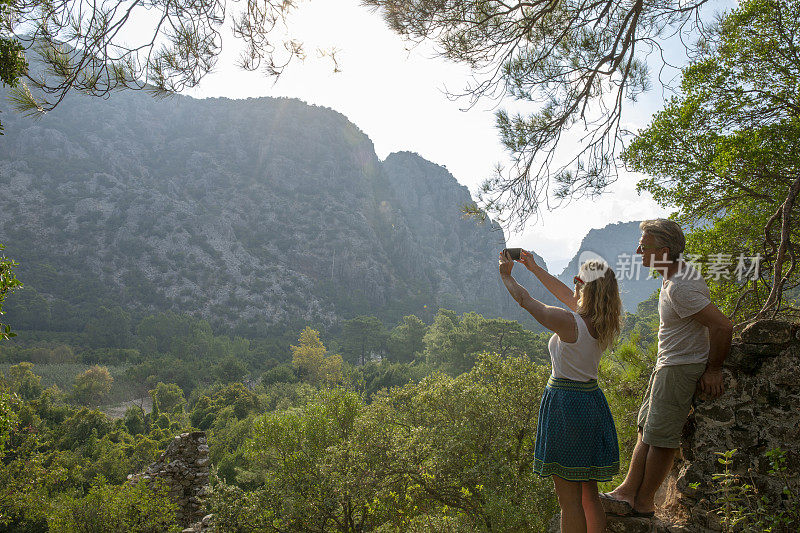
left=499, top=249, right=623, bottom=533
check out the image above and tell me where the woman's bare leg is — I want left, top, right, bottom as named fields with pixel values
left=553, top=475, right=587, bottom=533
left=581, top=481, right=607, bottom=533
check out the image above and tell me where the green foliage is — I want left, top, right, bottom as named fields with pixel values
left=47, top=476, right=181, bottom=532
left=0, top=388, right=16, bottom=458
left=71, top=365, right=114, bottom=406
left=149, top=382, right=186, bottom=416
left=0, top=2, right=26, bottom=134
left=190, top=382, right=260, bottom=430
left=210, top=353, right=558, bottom=531
left=123, top=404, right=147, bottom=436
left=212, top=356, right=248, bottom=383
left=3, top=362, right=44, bottom=401
left=348, top=360, right=426, bottom=402
left=624, top=0, right=800, bottom=320
left=386, top=314, right=427, bottom=363
left=57, top=408, right=112, bottom=450
left=0, top=244, right=22, bottom=339
left=235, top=387, right=364, bottom=530
left=83, top=306, right=133, bottom=349
left=368, top=352, right=556, bottom=531
left=260, top=363, right=297, bottom=386
left=700, top=448, right=800, bottom=532
left=340, top=316, right=389, bottom=366
left=137, top=312, right=213, bottom=356
left=0, top=308, right=668, bottom=531
left=290, top=326, right=344, bottom=386
left=423, top=309, right=549, bottom=374
left=0, top=387, right=67, bottom=529
left=1, top=287, right=51, bottom=331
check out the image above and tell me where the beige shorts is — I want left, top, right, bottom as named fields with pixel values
left=637, top=362, right=707, bottom=449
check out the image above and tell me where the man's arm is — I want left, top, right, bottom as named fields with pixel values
left=691, top=303, right=734, bottom=398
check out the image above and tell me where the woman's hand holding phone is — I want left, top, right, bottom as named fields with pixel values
left=518, top=249, right=539, bottom=272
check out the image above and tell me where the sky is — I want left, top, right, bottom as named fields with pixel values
left=185, top=0, right=676, bottom=274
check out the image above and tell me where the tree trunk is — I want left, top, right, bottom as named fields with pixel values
left=757, top=176, right=800, bottom=318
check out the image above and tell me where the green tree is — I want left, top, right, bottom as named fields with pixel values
left=2, top=287, right=51, bottom=331
left=623, top=0, right=800, bottom=321
left=340, top=315, right=388, bottom=366
left=123, top=404, right=147, bottom=436
left=7, top=0, right=334, bottom=122
left=0, top=0, right=26, bottom=133
left=224, top=353, right=557, bottom=531
left=365, top=352, right=556, bottom=530
left=261, top=364, right=298, bottom=386
left=423, top=309, right=549, bottom=374
left=0, top=392, right=57, bottom=529
left=386, top=314, right=427, bottom=363
left=71, top=365, right=113, bottom=406
left=47, top=476, right=181, bottom=532
left=365, top=0, right=711, bottom=228
left=149, top=382, right=186, bottom=416
left=237, top=388, right=364, bottom=530
left=136, top=312, right=213, bottom=355
left=290, top=327, right=343, bottom=385
left=189, top=382, right=259, bottom=430
left=57, top=408, right=112, bottom=449
left=3, top=362, right=43, bottom=400
left=0, top=389, right=16, bottom=458
left=212, top=356, right=248, bottom=384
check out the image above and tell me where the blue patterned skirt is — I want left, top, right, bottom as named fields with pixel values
left=533, top=376, right=620, bottom=481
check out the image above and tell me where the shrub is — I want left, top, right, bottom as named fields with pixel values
left=47, top=476, right=181, bottom=532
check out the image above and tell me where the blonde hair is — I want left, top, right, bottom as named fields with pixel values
left=639, top=219, right=685, bottom=261
left=576, top=260, right=623, bottom=352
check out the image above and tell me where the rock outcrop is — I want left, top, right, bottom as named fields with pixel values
left=548, top=319, right=800, bottom=532
left=127, top=431, right=210, bottom=527
left=670, top=319, right=800, bottom=531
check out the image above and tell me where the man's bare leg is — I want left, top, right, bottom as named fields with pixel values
left=632, top=445, right=677, bottom=513
left=605, top=429, right=649, bottom=507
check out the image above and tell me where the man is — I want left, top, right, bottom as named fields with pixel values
left=601, top=219, right=733, bottom=517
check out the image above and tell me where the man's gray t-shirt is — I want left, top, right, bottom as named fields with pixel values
left=656, top=263, right=711, bottom=369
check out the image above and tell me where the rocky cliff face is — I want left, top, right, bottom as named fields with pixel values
left=0, top=92, right=552, bottom=331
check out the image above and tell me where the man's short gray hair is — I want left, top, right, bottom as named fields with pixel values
left=640, top=219, right=685, bottom=261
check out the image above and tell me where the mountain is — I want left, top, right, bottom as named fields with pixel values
left=555, top=220, right=661, bottom=310
left=0, top=91, right=558, bottom=333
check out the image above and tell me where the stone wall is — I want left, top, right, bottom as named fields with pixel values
left=671, top=319, right=800, bottom=531
left=127, top=431, right=210, bottom=527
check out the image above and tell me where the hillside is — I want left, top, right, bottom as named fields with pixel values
left=0, top=91, right=556, bottom=332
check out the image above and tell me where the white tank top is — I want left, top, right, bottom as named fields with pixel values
left=548, top=310, right=602, bottom=381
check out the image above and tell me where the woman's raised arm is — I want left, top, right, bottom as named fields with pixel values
left=499, top=252, right=577, bottom=341
left=518, top=250, right=578, bottom=312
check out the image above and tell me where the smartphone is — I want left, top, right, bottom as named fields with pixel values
left=503, top=248, right=522, bottom=261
